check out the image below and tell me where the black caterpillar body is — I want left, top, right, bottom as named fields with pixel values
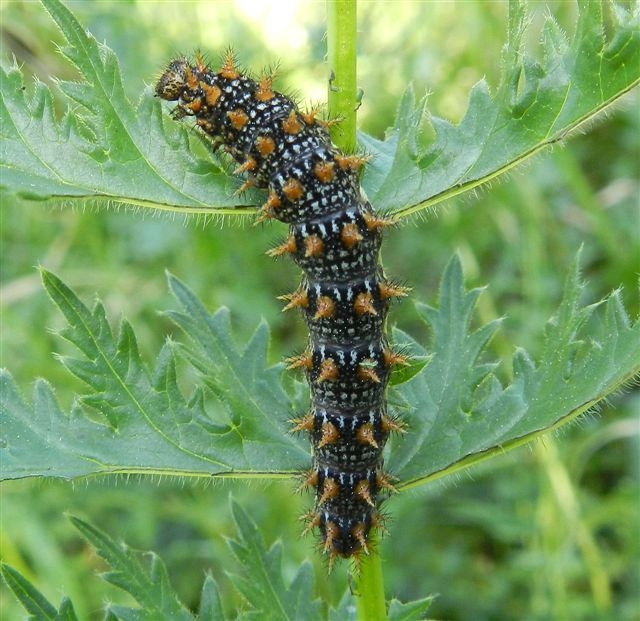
left=156, top=53, right=407, bottom=565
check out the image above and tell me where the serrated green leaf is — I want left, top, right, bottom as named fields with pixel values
left=387, top=596, right=435, bottom=621
left=0, top=0, right=257, bottom=214
left=388, top=354, right=431, bottom=386
left=0, top=269, right=307, bottom=481
left=361, top=0, right=640, bottom=217
left=164, top=274, right=304, bottom=456
left=0, top=562, right=79, bottom=621
left=327, top=591, right=357, bottom=621
left=55, top=599, right=79, bottom=621
left=225, top=500, right=323, bottom=621
left=389, top=255, right=640, bottom=489
left=3, top=511, right=373, bottom=621
left=196, top=575, right=227, bottom=621
left=0, top=371, right=94, bottom=478
left=69, top=516, right=194, bottom=621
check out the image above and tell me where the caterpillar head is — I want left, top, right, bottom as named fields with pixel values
left=155, top=58, right=190, bottom=101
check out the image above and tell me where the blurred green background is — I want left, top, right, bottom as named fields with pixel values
left=1, top=1, right=638, bottom=620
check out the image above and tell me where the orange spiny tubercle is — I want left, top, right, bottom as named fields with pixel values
left=255, top=75, right=275, bottom=101
left=382, top=414, right=408, bottom=434
left=233, top=158, right=257, bottom=174
left=219, top=51, right=240, bottom=79
left=340, top=222, right=363, bottom=248
left=313, top=295, right=335, bottom=319
left=356, top=423, right=378, bottom=448
left=279, top=288, right=309, bottom=311
left=317, top=421, right=340, bottom=448
left=266, top=236, right=296, bottom=257
left=318, top=358, right=339, bottom=382
left=355, top=480, right=375, bottom=507
left=363, top=211, right=394, bottom=231
left=303, top=234, right=324, bottom=257
left=384, top=348, right=410, bottom=367
left=318, top=478, right=340, bottom=504
left=283, top=110, right=304, bottom=134
left=357, top=365, right=380, bottom=384
left=286, top=352, right=313, bottom=370
left=282, top=178, right=304, bottom=201
left=289, top=413, right=314, bottom=433
left=354, top=291, right=377, bottom=316
left=379, top=281, right=411, bottom=300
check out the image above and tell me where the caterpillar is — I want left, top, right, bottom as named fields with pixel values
left=156, top=52, right=408, bottom=566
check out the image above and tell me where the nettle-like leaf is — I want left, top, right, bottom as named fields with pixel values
left=1, top=0, right=638, bottom=218
left=225, top=501, right=324, bottom=621
left=388, top=255, right=640, bottom=488
left=386, top=598, right=436, bottom=621
left=362, top=0, right=640, bottom=216
left=0, top=510, right=251, bottom=621
left=2, top=503, right=428, bottom=621
left=69, top=517, right=195, bottom=621
left=0, top=269, right=307, bottom=480
left=0, top=0, right=255, bottom=215
left=0, top=562, right=80, bottom=621
left=2, top=256, right=638, bottom=483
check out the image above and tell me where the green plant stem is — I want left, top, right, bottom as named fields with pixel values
left=354, top=533, right=387, bottom=621
left=326, top=2, right=386, bottom=617
left=326, top=0, right=358, bottom=152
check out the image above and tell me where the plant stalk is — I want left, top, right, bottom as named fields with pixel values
left=354, top=533, right=387, bottom=621
left=326, top=1, right=387, bottom=618
left=326, top=0, right=358, bottom=152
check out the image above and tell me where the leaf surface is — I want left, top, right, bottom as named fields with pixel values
left=388, top=256, right=640, bottom=488
left=362, top=1, right=640, bottom=217
left=0, top=0, right=256, bottom=214
left=0, top=562, right=80, bottom=621
left=225, top=501, right=324, bottom=621
left=4, top=508, right=435, bottom=621
left=70, top=517, right=194, bottom=621
left=0, top=269, right=307, bottom=480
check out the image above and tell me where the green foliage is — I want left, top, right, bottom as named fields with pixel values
left=0, top=504, right=319, bottom=620
left=386, top=598, right=436, bottom=621
left=0, top=502, right=433, bottom=621
left=2, top=256, right=638, bottom=486
left=363, top=0, right=640, bottom=216
left=68, top=517, right=195, bottom=621
left=224, top=503, right=324, bottom=621
left=0, top=0, right=251, bottom=213
left=1, top=1, right=637, bottom=220
left=0, top=562, right=80, bottom=621
left=0, top=269, right=306, bottom=480
left=1, top=1, right=638, bottom=620
left=391, top=254, right=640, bottom=488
